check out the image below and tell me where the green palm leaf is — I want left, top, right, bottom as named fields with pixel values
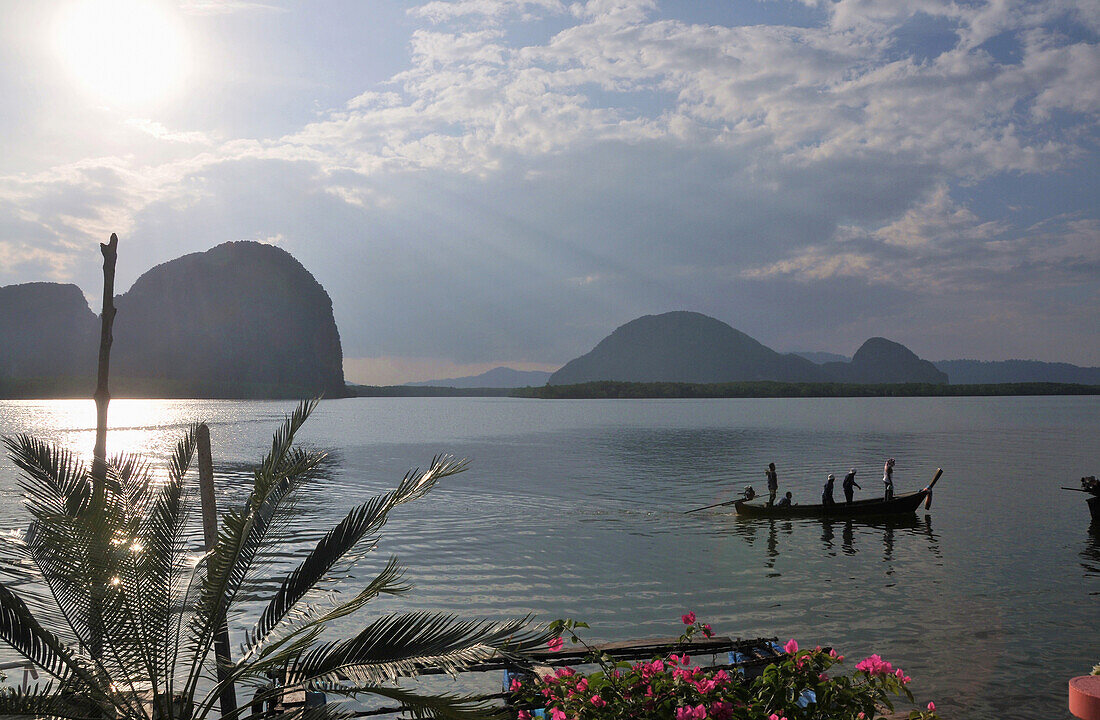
left=288, top=612, right=550, bottom=685
left=349, top=684, right=512, bottom=720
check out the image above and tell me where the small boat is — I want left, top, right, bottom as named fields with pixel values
left=1062, top=476, right=1100, bottom=522
left=732, top=468, right=943, bottom=519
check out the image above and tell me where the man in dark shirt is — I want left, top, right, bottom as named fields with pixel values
left=843, top=468, right=861, bottom=504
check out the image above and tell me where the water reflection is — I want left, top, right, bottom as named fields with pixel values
left=727, top=513, right=940, bottom=564
left=1083, top=524, right=1100, bottom=587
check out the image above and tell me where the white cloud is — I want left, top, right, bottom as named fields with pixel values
left=411, top=0, right=567, bottom=24
left=124, top=119, right=213, bottom=145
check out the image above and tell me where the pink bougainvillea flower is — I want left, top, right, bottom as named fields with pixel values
left=818, top=672, right=829, bottom=682
left=702, top=623, right=714, bottom=638
left=829, top=649, right=838, bottom=658
left=710, top=701, right=733, bottom=720
left=547, top=637, right=564, bottom=652
left=591, top=695, right=606, bottom=707
left=517, top=711, right=531, bottom=720
left=682, top=611, right=696, bottom=624
left=928, top=701, right=936, bottom=711
left=784, top=638, right=799, bottom=654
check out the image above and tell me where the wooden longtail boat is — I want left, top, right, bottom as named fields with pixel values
left=1062, top=476, right=1100, bottom=522
left=732, top=468, right=943, bottom=519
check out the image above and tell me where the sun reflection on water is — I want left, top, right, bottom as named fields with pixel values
left=0, top=399, right=239, bottom=466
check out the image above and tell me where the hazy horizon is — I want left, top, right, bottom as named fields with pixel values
left=2, top=0, right=1098, bottom=385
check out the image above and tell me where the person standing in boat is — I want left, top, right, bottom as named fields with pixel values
left=822, top=474, right=836, bottom=507
left=766, top=462, right=779, bottom=506
left=843, top=468, right=861, bottom=504
left=883, top=458, right=895, bottom=501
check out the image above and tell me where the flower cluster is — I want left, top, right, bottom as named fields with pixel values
left=854, top=653, right=911, bottom=684
left=511, top=616, right=940, bottom=720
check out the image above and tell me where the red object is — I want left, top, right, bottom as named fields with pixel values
left=1070, top=676, right=1100, bottom=719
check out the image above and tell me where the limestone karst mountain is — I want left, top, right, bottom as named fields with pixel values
left=0, top=242, right=345, bottom=398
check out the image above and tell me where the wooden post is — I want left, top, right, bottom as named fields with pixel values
left=197, top=423, right=238, bottom=715
left=89, top=233, right=118, bottom=663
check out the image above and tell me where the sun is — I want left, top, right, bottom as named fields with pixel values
left=54, top=0, right=190, bottom=108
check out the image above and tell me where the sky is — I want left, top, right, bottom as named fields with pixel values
left=0, top=0, right=1097, bottom=384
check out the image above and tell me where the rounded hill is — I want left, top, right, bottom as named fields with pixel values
left=548, top=311, right=824, bottom=385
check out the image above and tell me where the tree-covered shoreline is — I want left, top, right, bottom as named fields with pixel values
left=512, top=380, right=1100, bottom=399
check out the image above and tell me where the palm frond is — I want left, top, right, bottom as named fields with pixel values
left=336, top=683, right=511, bottom=720
left=243, top=488, right=412, bottom=655
left=3, top=434, right=91, bottom=518
left=0, top=681, right=103, bottom=720
left=392, top=455, right=470, bottom=507
left=258, top=399, right=320, bottom=483
left=135, top=425, right=197, bottom=696
left=287, top=612, right=552, bottom=686
left=0, top=582, right=105, bottom=699
left=240, top=556, right=407, bottom=666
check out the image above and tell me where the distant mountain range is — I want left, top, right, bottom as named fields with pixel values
left=405, top=367, right=553, bottom=388
left=0, top=242, right=345, bottom=398
left=546, top=312, right=947, bottom=386
left=406, top=316, right=1100, bottom=389
left=5, top=253, right=1098, bottom=398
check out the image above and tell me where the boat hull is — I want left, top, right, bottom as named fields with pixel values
left=734, top=490, right=929, bottom=518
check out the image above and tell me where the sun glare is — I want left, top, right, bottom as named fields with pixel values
left=54, top=0, right=190, bottom=107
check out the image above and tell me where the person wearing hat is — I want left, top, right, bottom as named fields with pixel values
left=822, top=473, right=836, bottom=507
left=883, top=458, right=895, bottom=501
left=842, top=468, right=861, bottom=504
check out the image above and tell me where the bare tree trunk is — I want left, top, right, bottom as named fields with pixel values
left=89, top=234, right=117, bottom=680
left=92, top=233, right=117, bottom=477
left=197, top=424, right=238, bottom=715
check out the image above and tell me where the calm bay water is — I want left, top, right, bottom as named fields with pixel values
left=0, top=396, right=1096, bottom=718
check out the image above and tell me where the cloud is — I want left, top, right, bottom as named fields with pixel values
left=410, top=0, right=567, bottom=24
left=124, top=119, right=214, bottom=145
left=178, top=1, right=286, bottom=15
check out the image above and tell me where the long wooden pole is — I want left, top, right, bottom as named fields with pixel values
left=89, top=233, right=118, bottom=664
left=197, top=424, right=238, bottom=715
